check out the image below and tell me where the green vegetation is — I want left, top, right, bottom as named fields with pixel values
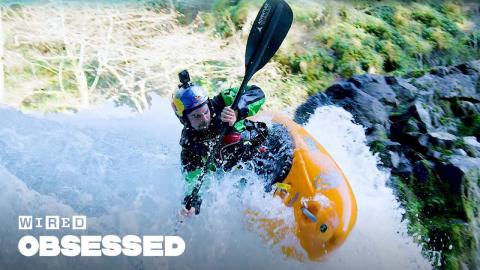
left=199, top=0, right=480, bottom=94
left=3, top=0, right=480, bottom=113
left=393, top=172, right=478, bottom=270
left=459, top=115, right=480, bottom=138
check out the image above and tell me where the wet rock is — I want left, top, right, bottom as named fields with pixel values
left=429, top=103, right=459, bottom=134
left=395, top=157, right=413, bottom=178
left=453, top=148, right=468, bottom=156
left=366, top=124, right=389, bottom=143
left=436, top=156, right=480, bottom=195
left=467, top=59, right=480, bottom=73
left=417, top=134, right=430, bottom=149
left=348, top=73, right=384, bottom=87
left=428, top=131, right=458, bottom=148
left=405, top=118, right=421, bottom=133
left=452, top=100, right=479, bottom=118
left=409, top=79, right=435, bottom=103
left=414, top=72, right=478, bottom=101
left=430, top=66, right=450, bottom=77
left=387, top=77, right=417, bottom=102
left=436, top=163, right=464, bottom=195
left=294, top=93, right=332, bottom=125
left=348, top=74, right=398, bottom=107
left=413, top=160, right=434, bottom=184
left=388, top=151, right=400, bottom=168
left=295, top=60, right=480, bottom=269
left=325, top=81, right=356, bottom=99
left=411, top=101, right=433, bottom=132
left=464, top=136, right=480, bottom=148
left=455, top=62, right=479, bottom=76
left=426, top=150, right=443, bottom=160
left=325, top=82, right=390, bottom=130
left=463, top=136, right=480, bottom=158
left=389, top=148, right=413, bottom=178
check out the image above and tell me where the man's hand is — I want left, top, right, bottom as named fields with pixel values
left=220, top=107, right=238, bottom=126
left=180, top=206, right=196, bottom=217
left=182, top=194, right=201, bottom=216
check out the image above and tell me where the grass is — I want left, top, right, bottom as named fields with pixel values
left=210, top=1, right=476, bottom=98
left=3, top=0, right=480, bottom=113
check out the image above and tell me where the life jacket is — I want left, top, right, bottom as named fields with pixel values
left=217, top=120, right=268, bottom=169
left=180, top=119, right=268, bottom=171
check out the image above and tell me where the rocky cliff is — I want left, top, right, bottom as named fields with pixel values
left=295, top=60, right=480, bottom=270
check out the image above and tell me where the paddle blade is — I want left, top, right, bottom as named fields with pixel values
left=245, top=0, right=293, bottom=76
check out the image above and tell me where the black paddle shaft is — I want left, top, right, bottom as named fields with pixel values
left=185, top=0, right=293, bottom=211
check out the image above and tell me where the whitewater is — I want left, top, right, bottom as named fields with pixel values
left=0, top=96, right=432, bottom=270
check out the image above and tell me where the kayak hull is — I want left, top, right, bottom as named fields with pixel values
left=249, top=112, right=357, bottom=261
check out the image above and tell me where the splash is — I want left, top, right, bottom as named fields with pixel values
left=303, top=106, right=431, bottom=269
left=0, top=97, right=431, bottom=269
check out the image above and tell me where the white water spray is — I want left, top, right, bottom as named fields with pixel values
left=0, top=97, right=431, bottom=269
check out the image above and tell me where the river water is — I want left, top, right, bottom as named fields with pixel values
left=0, top=97, right=432, bottom=269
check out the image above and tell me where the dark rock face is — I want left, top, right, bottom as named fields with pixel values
left=325, top=80, right=391, bottom=130
left=295, top=60, right=480, bottom=270
left=294, top=92, right=332, bottom=124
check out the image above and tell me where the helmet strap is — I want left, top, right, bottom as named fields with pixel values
left=183, top=115, right=193, bottom=129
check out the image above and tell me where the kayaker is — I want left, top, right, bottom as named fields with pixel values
left=171, top=70, right=270, bottom=216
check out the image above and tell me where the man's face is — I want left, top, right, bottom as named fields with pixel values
left=186, top=103, right=211, bottom=131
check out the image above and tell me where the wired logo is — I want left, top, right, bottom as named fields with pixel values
left=18, top=215, right=86, bottom=230
left=17, top=215, right=186, bottom=257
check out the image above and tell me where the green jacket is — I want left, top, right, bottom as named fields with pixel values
left=179, top=85, right=267, bottom=194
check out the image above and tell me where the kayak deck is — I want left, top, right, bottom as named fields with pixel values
left=249, top=112, right=357, bottom=261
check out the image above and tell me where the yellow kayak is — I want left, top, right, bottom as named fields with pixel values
left=247, top=112, right=357, bottom=261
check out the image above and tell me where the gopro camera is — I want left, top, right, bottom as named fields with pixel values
left=178, top=70, right=191, bottom=89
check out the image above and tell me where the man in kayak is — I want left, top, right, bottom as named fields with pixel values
left=171, top=70, right=271, bottom=216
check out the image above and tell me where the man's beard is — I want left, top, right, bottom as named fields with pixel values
left=197, top=121, right=209, bottom=131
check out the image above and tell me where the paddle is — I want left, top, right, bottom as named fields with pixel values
left=184, top=0, right=293, bottom=212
